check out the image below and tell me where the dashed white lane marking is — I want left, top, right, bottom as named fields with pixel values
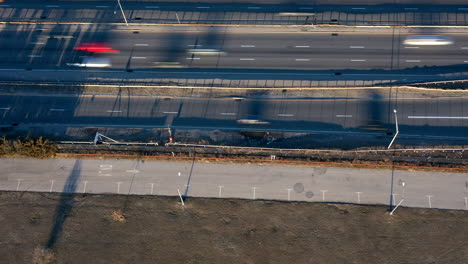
left=295, top=45, right=310, bottom=48
left=220, top=112, right=236, bottom=115
left=96, top=5, right=110, bottom=8
left=132, top=56, right=147, bottom=59
left=186, top=57, right=200, bottom=60
left=247, top=7, right=261, bottom=9
left=46, top=5, right=60, bottom=8
left=336, top=114, right=352, bottom=118
left=350, top=59, right=366, bottom=62
left=295, top=59, right=310, bottom=61
left=145, top=6, right=160, bottom=8
left=278, top=114, right=294, bottom=117
left=28, top=55, right=42, bottom=58
left=106, top=110, right=122, bottom=113
left=196, top=6, right=210, bottom=8
left=352, top=7, right=366, bottom=10
left=0, top=107, right=10, bottom=110
left=163, top=111, right=178, bottom=114
left=49, top=109, right=65, bottom=111
left=135, top=44, right=149, bottom=46
left=408, top=116, right=468, bottom=119
left=350, top=46, right=365, bottom=48
left=405, top=60, right=421, bottom=62
left=31, top=42, right=45, bottom=45
left=187, top=44, right=202, bottom=47
left=240, top=58, right=255, bottom=61
left=241, top=45, right=255, bottom=48
left=404, top=46, right=420, bottom=49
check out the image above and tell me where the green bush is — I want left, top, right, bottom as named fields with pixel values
left=0, top=137, right=57, bottom=158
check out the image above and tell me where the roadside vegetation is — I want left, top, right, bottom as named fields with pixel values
left=0, top=137, right=57, bottom=158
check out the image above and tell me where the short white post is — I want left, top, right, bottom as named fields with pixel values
left=150, top=183, right=154, bottom=195
left=389, top=199, right=404, bottom=215
left=426, top=195, right=433, bottom=208
left=387, top=109, right=399, bottom=149
left=116, top=182, right=122, bottom=194
left=218, top=186, right=224, bottom=198
left=465, top=197, right=468, bottom=210
left=177, top=188, right=185, bottom=206
left=252, top=187, right=257, bottom=200
left=175, top=12, right=181, bottom=24
left=82, top=181, right=88, bottom=193
left=16, top=179, right=22, bottom=191
left=355, top=192, right=362, bottom=203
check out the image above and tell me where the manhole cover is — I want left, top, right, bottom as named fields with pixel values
left=293, top=183, right=304, bottom=193
left=305, top=191, right=314, bottom=198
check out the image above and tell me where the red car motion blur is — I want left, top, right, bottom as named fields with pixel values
left=74, top=42, right=119, bottom=53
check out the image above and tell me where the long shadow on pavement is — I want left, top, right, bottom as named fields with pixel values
left=46, top=159, right=82, bottom=249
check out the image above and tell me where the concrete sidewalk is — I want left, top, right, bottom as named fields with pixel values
left=1, top=157, right=467, bottom=210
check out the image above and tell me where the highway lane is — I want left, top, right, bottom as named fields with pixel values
left=0, top=93, right=467, bottom=138
left=1, top=157, right=467, bottom=210
left=2, top=26, right=468, bottom=71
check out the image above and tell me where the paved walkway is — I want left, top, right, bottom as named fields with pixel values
left=0, top=158, right=467, bottom=210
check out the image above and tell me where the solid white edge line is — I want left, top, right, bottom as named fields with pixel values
left=408, top=116, right=468, bottom=119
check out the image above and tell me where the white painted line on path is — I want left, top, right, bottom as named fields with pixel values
left=16, top=179, right=22, bottom=191
left=220, top=112, right=236, bottom=115
left=163, top=111, right=178, bottom=114
left=31, top=42, right=45, bottom=45
left=241, top=45, right=255, bottom=48
left=295, top=59, right=310, bottom=61
left=356, top=192, right=362, bottom=203
left=404, top=46, right=420, bottom=49
left=240, top=58, right=255, bottom=61
left=350, top=59, right=366, bottom=62
left=187, top=44, right=202, bottom=47
left=132, top=57, right=146, bottom=59
left=252, top=187, right=257, bottom=200
left=336, top=114, right=352, bottom=118
left=295, top=45, right=310, bottom=48
left=405, top=60, right=421, bottom=62
left=82, top=181, right=88, bottom=193
left=426, top=195, right=433, bottom=208
left=320, top=190, right=328, bottom=201
left=186, top=57, right=200, bottom=60
left=0, top=107, right=10, bottom=110
left=49, top=180, right=55, bottom=192
left=106, top=110, right=122, bottom=113
left=116, top=182, right=123, bottom=194
left=49, top=108, right=65, bottom=111
left=278, top=113, right=294, bottom=117
left=134, top=44, right=149, bottom=46
left=28, top=55, right=42, bottom=58
left=286, top=188, right=292, bottom=201
left=408, top=116, right=468, bottom=119
left=350, top=46, right=365, bottom=48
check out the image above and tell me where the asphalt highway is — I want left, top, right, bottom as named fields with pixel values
left=2, top=25, right=468, bottom=72
left=1, top=158, right=467, bottom=210
left=1, top=93, right=467, bottom=139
